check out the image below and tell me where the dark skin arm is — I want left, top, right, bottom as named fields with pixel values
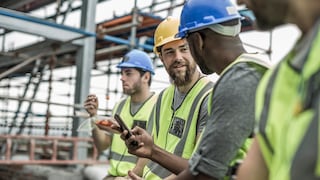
left=121, top=126, right=189, bottom=175
left=170, top=169, right=217, bottom=180
left=123, top=127, right=216, bottom=180
left=127, top=166, right=215, bottom=180
left=237, top=137, right=268, bottom=180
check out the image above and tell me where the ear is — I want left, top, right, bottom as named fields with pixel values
left=143, top=72, right=150, bottom=83
left=190, top=32, right=204, bottom=52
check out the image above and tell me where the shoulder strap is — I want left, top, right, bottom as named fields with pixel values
left=114, top=97, right=127, bottom=115
left=154, top=89, right=166, bottom=138
left=237, top=53, right=272, bottom=69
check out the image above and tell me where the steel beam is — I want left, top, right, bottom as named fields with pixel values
left=0, top=7, right=95, bottom=42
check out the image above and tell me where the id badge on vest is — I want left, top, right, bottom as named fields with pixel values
left=133, top=120, right=147, bottom=130
left=169, top=117, right=185, bottom=138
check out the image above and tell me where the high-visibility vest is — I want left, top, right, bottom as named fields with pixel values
left=143, top=77, right=214, bottom=180
left=108, top=94, right=157, bottom=177
left=205, top=53, right=270, bottom=179
left=256, top=20, right=320, bottom=180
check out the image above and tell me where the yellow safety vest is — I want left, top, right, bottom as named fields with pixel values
left=256, top=20, right=320, bottom=180
left=108, top=94, right=157, bottom=177
left=143, top=77, right=213, bottom=180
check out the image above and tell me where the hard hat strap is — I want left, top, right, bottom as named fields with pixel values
left=208, top=20, right=241, bottom=37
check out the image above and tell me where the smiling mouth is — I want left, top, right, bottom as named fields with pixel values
left=173, top=64, right=186, bottom=69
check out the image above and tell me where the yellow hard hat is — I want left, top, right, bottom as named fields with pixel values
left=153, top=16, right=180, bottom=54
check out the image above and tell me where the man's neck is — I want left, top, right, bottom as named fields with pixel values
left=131, top=90, right=152, bottom=104
left=176, top=71, right=201, bottom=94
left=216, top=49, right=246, bottom=75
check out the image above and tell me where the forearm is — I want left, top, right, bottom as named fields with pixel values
left=237, top=138, right=268, bottom=180
left=150, top=145, right=189, bottom=175
left=132, top=158, right=149, bottom=176
left=164, top=174, right=176, bottom=180
left=91, top=126, right=111, bottom=152
left=174, top=169, right=217, bottom=180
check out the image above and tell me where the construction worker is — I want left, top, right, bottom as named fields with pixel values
left=120, top=17, right=214, bottom=180
left=236, top=0, right=320, bottom=180
left=84, top=49, right=157, bottom=180
left=123, top=0, right=270, bottom=179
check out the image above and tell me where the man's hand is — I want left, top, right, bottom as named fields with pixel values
left=128, top=170, right=144, bottom=180
left=120, top=126, right=154, bottom=159
left=114, top=176, right=133, bottom=180
left=84, top=94, right=99, bottom=117
left=95, top=117, right=122, bottom=134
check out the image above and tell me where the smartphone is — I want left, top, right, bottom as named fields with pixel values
left=114, top=114, right=132, bottom=137
left=114, top=114, right=138, bottom=147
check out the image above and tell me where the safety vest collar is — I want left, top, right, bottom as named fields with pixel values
left=289, top=18, right=320, bottom=72
left=219, top=53, right=271, bottom=77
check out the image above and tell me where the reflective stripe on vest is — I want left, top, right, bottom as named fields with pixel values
left=110, top=151, right=138, bottom=164
left=290, top=99, right=319, bottom=180
left=108, top=94, right=157, bottom=176
left=144, top=77, right=213, bottom=179
left=115, top=98, right=126, bottom=115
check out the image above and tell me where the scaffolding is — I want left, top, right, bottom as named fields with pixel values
left=0, top=134, right=103, bottom=165
left=0, top=0, right=191, bottom=165
left=0, top=0, right=265, bottom=165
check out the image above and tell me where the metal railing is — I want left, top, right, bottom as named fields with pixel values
left=0, top=135, right=107, bottom=165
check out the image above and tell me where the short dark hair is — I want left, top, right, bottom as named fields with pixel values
left=156, top=46, right=163, bottom=55
left=135, top=68, right=152, bottom=86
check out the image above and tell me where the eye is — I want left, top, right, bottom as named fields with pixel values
left=180, top=45, right=189, bottom=52
left=121, top=70, right=132, bottom=77
left=164, top=49, right=174, bottom=56
left=125, top=72, right=132, bottom=76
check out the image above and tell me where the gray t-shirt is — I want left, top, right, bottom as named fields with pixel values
left=189, top=61, right=265, bottom=179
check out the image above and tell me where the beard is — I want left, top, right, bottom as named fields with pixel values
left=194, top=54, right=212, bottom=75
left=191, top=51, right=212, bottom=75
left=168, top=61, right=197, bottom=86
left=198, top=62, right=212, bottom=75
left=122, top=80, right=142, bottom=95
left=187, top=38, right=213, bottom=75
left=254, top=15, right=284, bottom=30
left=251, top=1, right=288, bottom=30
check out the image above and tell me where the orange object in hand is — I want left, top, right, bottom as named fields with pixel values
left=96, top=119, right=113, bottom=127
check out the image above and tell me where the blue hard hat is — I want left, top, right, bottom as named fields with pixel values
left=117, top=49, right=155, bottom=75
left=176, top=0, right=241, bottom=38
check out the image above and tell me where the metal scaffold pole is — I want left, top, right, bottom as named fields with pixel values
left=72, top=0, right=97, bottom=164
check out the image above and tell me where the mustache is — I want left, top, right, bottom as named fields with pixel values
left=169, top=60, right=188, bottom=69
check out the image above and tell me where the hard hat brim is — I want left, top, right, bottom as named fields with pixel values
left=117, top=62, right=155, bottom=75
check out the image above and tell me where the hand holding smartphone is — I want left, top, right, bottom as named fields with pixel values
left=114, top=114, right=138, bottom=147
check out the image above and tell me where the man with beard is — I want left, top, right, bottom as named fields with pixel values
left=123, top=0, right=270, bottom=179
left=119, top=17, right=214, bottom=180
left=84, top=49, right=157, bottom=180
left=236, top=0, right=320, bottom=179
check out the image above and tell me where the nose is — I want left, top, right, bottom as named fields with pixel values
left=120, top=74, right=126, bottom=82
left=174, top=50, right=183, bottom=62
